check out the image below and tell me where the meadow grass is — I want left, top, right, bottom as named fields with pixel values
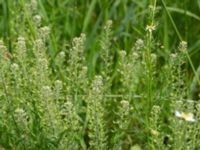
left=0, top=0, right=200, bottom=149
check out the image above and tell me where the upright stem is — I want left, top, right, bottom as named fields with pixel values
left=146, top=0, right=157, bottom=149
left=3, top=0, right=12, bottom=51
left=147, top=33, right=153, bottom=110
left=145, top=30, right=153, bottom=150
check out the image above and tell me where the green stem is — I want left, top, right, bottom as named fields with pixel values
left=3, top=0, right=12, bottom=51
left=161, top=0, right=182, bottom=41
left=145, top=1, right=157, bottom=149
left=145, top=31, right=153, bottom=150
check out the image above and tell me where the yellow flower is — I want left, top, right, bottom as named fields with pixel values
left=175, top=111, right=195, bottom=122
left=145, top=24, right=156, bottom=32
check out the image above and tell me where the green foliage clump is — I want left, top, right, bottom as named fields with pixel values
left=0, top=0, right=200, bottom=149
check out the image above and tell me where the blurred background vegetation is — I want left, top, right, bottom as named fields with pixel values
left=0, top=0, right=200, bottom=79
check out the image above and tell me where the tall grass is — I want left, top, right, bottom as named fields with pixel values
left=0, top=0, right=200, bottom=149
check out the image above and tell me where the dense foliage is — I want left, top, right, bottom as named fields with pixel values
left=0, top=0, right=200, bottom=149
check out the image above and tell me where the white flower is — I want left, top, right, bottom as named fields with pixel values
left=55, top=80, right=63, bottom=90
left=33, top=15, right=42, bottom=26
left=145, top=24, right=156, bottom=32
left=58, top=51, right=66, bottom=58
left=15, top=108, right=25, bottom=114
left=175, top=111, right=195, bottom=122
left=11, top=63, right=19, bottom=72
left=178, top=41, right=187, bottom=53
left=119, top=50, right=127, bottom=58
left=135, top=38, right=144, bottom=50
